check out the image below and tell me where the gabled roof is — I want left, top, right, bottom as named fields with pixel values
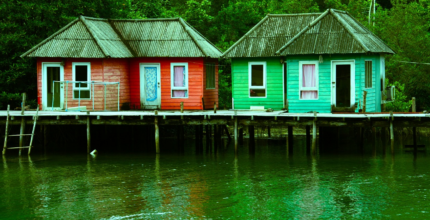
left=21, top=16, right=222, bottom=58
left=222, top=9, right=394, bottom=58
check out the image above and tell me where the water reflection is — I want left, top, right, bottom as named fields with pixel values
left=0, top=138, right=430, bottom=219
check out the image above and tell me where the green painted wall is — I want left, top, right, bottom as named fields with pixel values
left=232, top=57, right=284, bottom=110
left=232, top=55, right=383, bottom=112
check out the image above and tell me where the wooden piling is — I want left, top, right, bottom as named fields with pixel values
left=19, top=117, right=26, bottom=156
left=155, top=117, right=159, bottom=154
left=238, top=128, right=243, bottom=145
left=87, top=115, right=91, bottom=154
left=288, top=126, right=293, bottom=154
left=312, top=120, right=317, bottom=155
left=249, top=125, right=255, bottom=154
left=234, top=117, right=238, bottom=153
left=2, top=105, right=10, bottom=155
left=390, top=111, right=394, bottom=153
left=412, top=97, right=416, bottom=112
left=306, top=125, right=310, bottom=154
left=413, top=127, right=417, bottom=155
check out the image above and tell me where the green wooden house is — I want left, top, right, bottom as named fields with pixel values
left=223, top=9, right=394, bottom=113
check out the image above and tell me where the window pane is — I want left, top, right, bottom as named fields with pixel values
left=365, top=61, right=372, bottom=88
left=75, top=65, right=88, bottom=87
left=250, top=89, right=265, bottom=97
left=74, top=90, right=90, bottom=99
left=251, top=65, right=264, bottom=86
left=302, top=64, right=316, bottom=88
left=206, top=64, right=215, bottom=89
left=301, top=91, right=318, bottom=99
left=172, top=90, right=187, bottom=98
left=173, top=66, right=185, bottom=88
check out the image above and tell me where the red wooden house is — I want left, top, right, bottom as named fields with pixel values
left=21, top=16, right=222, bottom=111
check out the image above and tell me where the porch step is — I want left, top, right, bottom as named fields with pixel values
left=8, top=134, right=32, bottom=137
left=7, top=146, right=32, bottom=149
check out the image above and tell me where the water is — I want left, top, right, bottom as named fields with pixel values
left=1, top=138, right=430, bottom=219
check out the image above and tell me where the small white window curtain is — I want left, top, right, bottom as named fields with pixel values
left=299, top=61, right=318, bottom=100
left=248, top=62, right=266, bottom=97
left=171, top=63, right=188, bottom=98
left=72, top=62, right=91, bottom=99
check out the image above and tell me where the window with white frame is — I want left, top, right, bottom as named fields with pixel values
left=299, top=61, right=318, bottom=100
left=171, top=63, right=188, bottom=98
left=249, top=62, right=266, bottom=97
left=73, top=62, right=91, bottom=99
left=365, top=60, right=372, bottom=88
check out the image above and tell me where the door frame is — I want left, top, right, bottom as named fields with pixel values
left=140, top=63, right=161, bottom=109
left=331, top=60, right=355, bottom=107
left=42, top=62, right=64, bottom=111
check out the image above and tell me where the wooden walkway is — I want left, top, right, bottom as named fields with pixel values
left=1, top=110, right=428, bottom=155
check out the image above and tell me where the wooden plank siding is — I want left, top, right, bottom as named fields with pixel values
left=129, top=57, right=206, bottom=110
left=203, top=58, right=219, bottom=109
left=231, top=55, right=382, bottom=113
left=37, top=58, right=130, bottom=111
left=286, top=54, right=381, bottom=113
left=232, top=57, right=284, bottom=110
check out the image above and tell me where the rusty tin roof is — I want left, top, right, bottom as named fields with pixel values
left=222, top=9, right=394, bottom=58
left=21, top=16, right=222, bottom=58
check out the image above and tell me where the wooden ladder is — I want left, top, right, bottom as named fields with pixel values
left=2, top=104, right=39, bottom=155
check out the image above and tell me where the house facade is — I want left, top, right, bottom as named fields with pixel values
left=223, top=9, right=394, bottom=113
left=22, top=16, right=221, bottom=111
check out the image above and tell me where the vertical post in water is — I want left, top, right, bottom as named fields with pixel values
left=412, top=97, right=416, bottom=112
left=413, top=126, right=417, bottom=155
left=87, top=112, right=91, bottom=154
left=28, top=105, right=39, bottom=155
left=390, top=111, right=394, bottom=153
left=306, top=125, right=311, bottom=155
left=312, top=112, right=317, bottom=155
left=19, top=93, right=26, bottom=156
left=234, top=115, right=238, bottom=153
left=249, top=125, right=255, bottom=154
left=288, top=126, right=293, bottom=154
left=2, top=105, right=10, bottom=155
left=155, top=117, right=159, bottom=154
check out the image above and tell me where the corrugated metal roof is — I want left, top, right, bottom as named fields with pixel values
left=222, top=9, right=394, bottom=58
left=21, top=16, right=222, bottom=58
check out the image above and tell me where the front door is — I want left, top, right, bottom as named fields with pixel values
left=140, top=64, right=161, bottom=109
left=332, top=61, right=355, bottom=107
left=42, top=63, right=64, bottom=110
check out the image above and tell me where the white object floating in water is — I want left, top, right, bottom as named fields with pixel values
left=90, top=149, right=98, bottom=155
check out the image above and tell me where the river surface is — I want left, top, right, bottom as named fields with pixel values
left=1, top=137, right=430, bottom=219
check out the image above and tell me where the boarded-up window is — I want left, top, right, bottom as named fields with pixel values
left=365, top=61, right=372, bottom=88
left=73, top=63, right=91, bottom=99
left=206, top=63, right=215, bottom=89
left=249, top=62, right=266, bottom=97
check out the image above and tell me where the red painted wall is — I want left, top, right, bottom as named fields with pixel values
left=37, top=57, right=218, bottom=111
left=130, top=57, right=217, bottom=110
left=37, top=58, right=130, bottom=111
left=203, top=58, right=219, bottom=109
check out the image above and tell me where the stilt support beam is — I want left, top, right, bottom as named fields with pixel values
left=155, top=117, right=159, bottom=154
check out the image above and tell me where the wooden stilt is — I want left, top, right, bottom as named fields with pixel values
left=234, top=117, right=238, bottom=153
left=2, top=105, right=10, bottom=155
left=239, top=128, right=243, bottom=145
left=306, top=125, right=310, bottom=155
left=205, top=125, right=210, bottom=153
left=19, top=117, right=26, bottom=156
left=249, top=125, right=255, bottom=154
left=224, top=125, right=231, bottom=141
left=155, top=117, right=159, bottom=154
left=288, top=126, right=293, bottom=153
left=214, top=125, right=218, bottom=153
left=312, top=120, right=317, bottom=155
left=87, top=115, right=91, bottom=154
left=413, top=127, right=417, bottom=156
left=28, top=105, right=39, bottom=155
left=390, top=112, right=394, bottom=154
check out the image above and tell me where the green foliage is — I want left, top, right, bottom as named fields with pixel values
left=384, top=79, right=412, bottom=112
